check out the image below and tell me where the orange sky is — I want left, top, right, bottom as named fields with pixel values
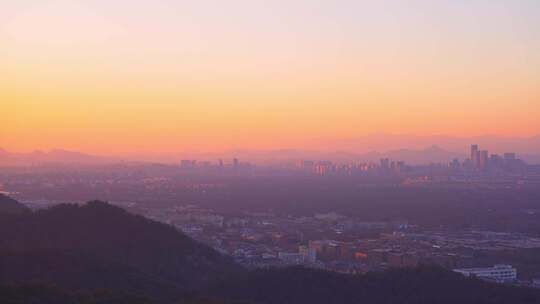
left=1, top=1, right=539, bottom=155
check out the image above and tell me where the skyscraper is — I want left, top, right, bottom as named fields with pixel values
left=479, top=150, right=489, bottom=170
left=180, top=160, right=196, bottom=168
left=504, top=153, right=516, bottom=161
left=470, top=145, right=479, bottom=168
left=380, top=158, right=390, bottom=170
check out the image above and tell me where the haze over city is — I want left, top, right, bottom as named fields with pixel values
left=2, top=1, right=540, bottom=304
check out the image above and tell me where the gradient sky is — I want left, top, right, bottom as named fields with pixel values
left=1, top=0, right=539, bottom=155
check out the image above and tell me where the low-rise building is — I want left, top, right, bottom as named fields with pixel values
left=453, top=264, right=517, bottom=283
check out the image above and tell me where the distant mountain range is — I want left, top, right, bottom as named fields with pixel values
left=175, top=145, right=540, bottom=165
left=312, top=134, right=540, bottom=155
left=0, top=149, right=116, bottom=166
left=208, top=145, right=465, bottom=165
left=124, top=134, right=540, bottom=165
left=2, top=133, right=540, bottom=166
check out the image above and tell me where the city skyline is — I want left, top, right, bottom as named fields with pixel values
left=1, top=142, right=539, bottom=167
left=2, top=134, right=540, bottom=162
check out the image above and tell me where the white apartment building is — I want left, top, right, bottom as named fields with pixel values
left=454, top=264, right=517, bottom=283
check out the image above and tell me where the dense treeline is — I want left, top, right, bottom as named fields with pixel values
left=209, top=266, right=540, bottom=304
left=0, top=284, right=150, bottom=304
left=0, top=284, right=244, bottom=304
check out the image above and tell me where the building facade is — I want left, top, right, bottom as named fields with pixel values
left=454, top=264, right=517, bottom=283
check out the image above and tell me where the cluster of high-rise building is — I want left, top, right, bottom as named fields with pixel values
left=298, top=160, right=335, bottom=176
left=180, top=158, right=243, bottom=169
left=467, top=145, right=524, bottom=172
left=176, top=144, right=529, bottom=178
left=179, top=158, right=253, bottom=175
left=379, top=158, right=406, bottom=173
left=297, top=159, right=406, bottom=176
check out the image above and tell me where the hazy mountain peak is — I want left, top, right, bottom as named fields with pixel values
left=0, top=149, right=112, bottom=166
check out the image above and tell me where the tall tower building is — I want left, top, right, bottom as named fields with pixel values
left=504, top=153, right=516, bottom=161
left=380, top=158, right=390, bottom=170
left=470, top=144, right=479, bottom=168
left=479, top=150, right=489, bottom=170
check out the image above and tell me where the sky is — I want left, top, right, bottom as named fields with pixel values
left=1, top=0, right=539, bottom=155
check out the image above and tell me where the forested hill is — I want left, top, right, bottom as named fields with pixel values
left=0, top=194, right=29, bottom=215
left=0, top=200, right=242, bottom=300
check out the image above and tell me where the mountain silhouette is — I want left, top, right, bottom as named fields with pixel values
left=0, top=200, right=241, bottom=300
left=0, top=194, right=30, bottom=215
left=0, top=149, right=113, bottom=166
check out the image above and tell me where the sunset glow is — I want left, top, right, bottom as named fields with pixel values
left=2, top=0, right=539, bottom=155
